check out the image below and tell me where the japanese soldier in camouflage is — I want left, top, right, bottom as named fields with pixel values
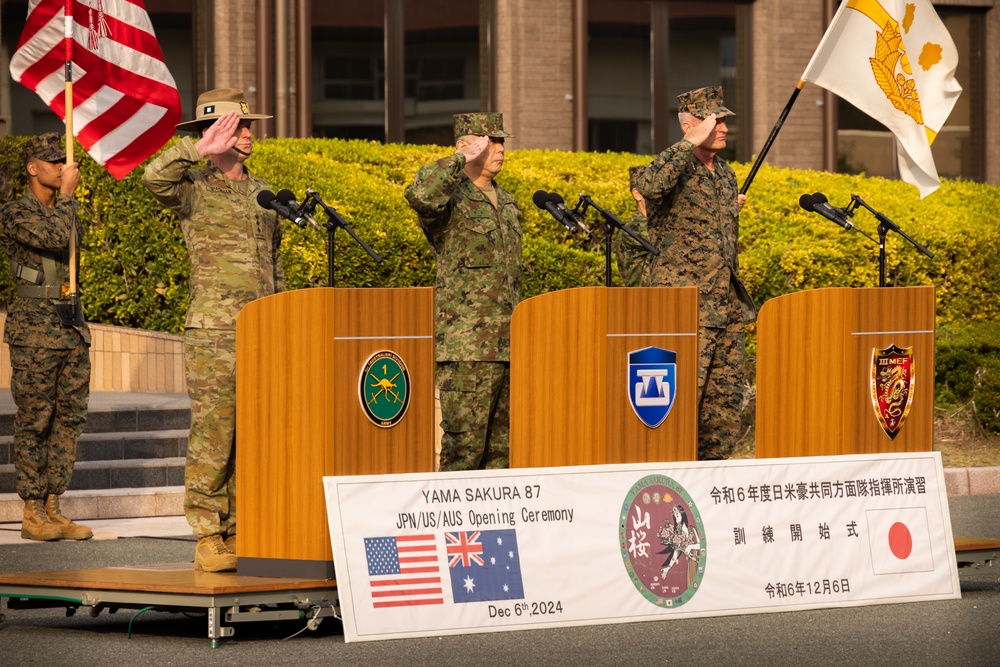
left=143, top=88, right=284, bottom=572
left=404, top=112, right=523, bottom=471
left=633, top=86, right=756, bottom=460
left=1, top=133, right=92, bottom=541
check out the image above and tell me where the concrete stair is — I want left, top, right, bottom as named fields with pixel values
left=0, top=391, right=189, bottom=523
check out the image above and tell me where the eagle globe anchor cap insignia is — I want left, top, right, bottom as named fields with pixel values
left=870, top=344, right=915, bottom=440
left=628, top=347, right=677, bottom=428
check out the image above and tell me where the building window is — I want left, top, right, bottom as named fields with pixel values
left=589, top=119, right=640, bottom=153
left=321, top=55, right=384, bottom=101
left=407, top=57, right=467, bottom=102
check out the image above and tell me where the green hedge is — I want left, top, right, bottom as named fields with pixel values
left=2, top=135, right=998, bottom=429
left=936, top=322, right=1000, bottom=433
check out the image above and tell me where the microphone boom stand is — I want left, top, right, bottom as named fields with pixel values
left=846, top=194, right=933, bottom=288
left=577, top=194, right=659, bottom=287
left=303, top=189, right=382, bottom=286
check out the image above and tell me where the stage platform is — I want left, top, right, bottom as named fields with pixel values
left=954, top=537, right=1000, bottom=579
left=0, top=562, right=339, bottom=647
left=1, top=537, right=996, bottom=647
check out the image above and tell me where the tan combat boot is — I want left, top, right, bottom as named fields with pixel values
left=194, top=534, right=237, bottom=572
left=22, top=498, right=62, bottom=541
left=224, top=533, right=237, bottom=556
left=45, top=494, right=93, bottom=540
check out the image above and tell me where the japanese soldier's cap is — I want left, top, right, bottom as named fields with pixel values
left=677, top=86, right=735, bottom=119
left=175, top=88, right=272, bottom=132
left=453, top=112, right=513, bottom=140
left=23, top=133, right=66, bottom=163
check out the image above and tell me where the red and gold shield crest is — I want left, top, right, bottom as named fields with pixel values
left=870, top=345, right=915, bottom=440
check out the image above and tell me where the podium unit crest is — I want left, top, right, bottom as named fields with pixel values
left=628, top=347, right=677, bottom=428
left=870, top=344, right=915, bottom=439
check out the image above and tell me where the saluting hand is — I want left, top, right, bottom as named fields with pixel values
left=195, top=111, right=240, bottom=158
left=684, top=113, right=718, bottom=147
left=455, top=135, right=490, bottom=162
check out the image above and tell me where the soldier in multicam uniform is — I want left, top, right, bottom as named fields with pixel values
left=1, top=133, right=92, bottom=541
left=142, top=89, right=284, bottom=572
left=404, top=113, right=523, bottom=471
left=633, top=86, right=757, bottom=460
left=613, top=165, right=654, bottom=287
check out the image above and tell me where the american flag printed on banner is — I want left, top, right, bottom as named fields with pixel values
left=447, top=529, right=525, bottom=603
left=364, top=534, right=444, bottom=608
left=9, top=0, right=182, bottom=180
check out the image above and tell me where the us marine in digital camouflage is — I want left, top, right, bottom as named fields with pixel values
left=633, top=86, right=757, bottom=460
left=404, top=112, right=523, bottom=472
left=1, top=133, right=92, bottom=542
left=142, top=88, right=284, bottom=572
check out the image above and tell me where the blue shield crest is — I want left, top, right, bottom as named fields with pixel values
left=628, top=347, right=677, bottom=428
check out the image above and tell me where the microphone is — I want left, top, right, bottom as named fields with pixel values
left=256, top=189, right=298, bottom=225
left=549, top=192, right=592, bottom=236
left=276, top=189, right=323, bottom=232
left=799, top=192, right=854, bottom=230
left=532, top=190, right=587, bottom=234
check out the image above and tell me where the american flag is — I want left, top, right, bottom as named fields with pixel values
left=9, top=0, right=182, bottom=180
left=364, top=534, right=444, bottom=609
left=447, top=529, right=524, bottom=603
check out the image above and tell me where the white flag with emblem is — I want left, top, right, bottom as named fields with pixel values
left=801, top=0, right=962, bottom=198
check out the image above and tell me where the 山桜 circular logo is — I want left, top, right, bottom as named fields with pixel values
left=619, top=474, right=706, bottom=608
left=359, top=350, right=410, bottom=427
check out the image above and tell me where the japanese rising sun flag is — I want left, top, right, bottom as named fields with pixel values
left=9, top=0, right=182, bottom=180
left=801, top=0, right=962, bottom=198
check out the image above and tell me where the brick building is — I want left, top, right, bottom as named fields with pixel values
left=1, top=0, right=997, bottom=187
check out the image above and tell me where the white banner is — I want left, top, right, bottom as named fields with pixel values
left=324, top=453, right=959, bottom=642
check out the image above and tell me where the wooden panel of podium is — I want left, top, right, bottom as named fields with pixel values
left=756, top=286, right=935, bottom=458
left=235, top=288, right=436, bottom=579
left=510, top=286, right=699, bottom=467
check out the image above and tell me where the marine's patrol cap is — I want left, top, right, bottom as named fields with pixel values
left=23, top=133, right=66, bottom=163
left=677, top=86, right=735, bottom=119
left=453, top=112, right=513, bottom=140
left=175, top=88, right=272, bottom=132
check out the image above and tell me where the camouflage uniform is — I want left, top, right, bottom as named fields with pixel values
left=634, top=87, right=756, bottom=459
left=613, top=210, right=653, bottom=287
left=0, top=137, right=90, bottom=503
left=404, top=113, right=523, bottom=471
left=142, top=136, right=284, bottom=539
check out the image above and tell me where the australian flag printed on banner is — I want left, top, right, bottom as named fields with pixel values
left=446, top=529, right=525, bottom=603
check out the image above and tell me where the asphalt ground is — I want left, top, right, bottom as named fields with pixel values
left=0, top=495, right=998, bottom=667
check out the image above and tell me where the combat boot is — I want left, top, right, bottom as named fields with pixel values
left=224, top=533, right=237, bottom=555
left=194, top=535, right=237, bottom=572
left=22, top=498, right=62, bottom=541
left=45, top=494, right=93, bottom=540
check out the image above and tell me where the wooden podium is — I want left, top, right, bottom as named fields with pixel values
left=235, top=287, right=436, bottom=579
left=510, top=286, right=699, bottom=467
left=756, top=286, right=935, bottom=458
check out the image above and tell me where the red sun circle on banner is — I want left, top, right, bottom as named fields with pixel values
left=888, top=522, right=913, bottom=559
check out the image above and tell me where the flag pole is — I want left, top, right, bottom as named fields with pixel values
left=63, top=0, right=79, bottom=320
left=739, top=80, right=805, bottom=195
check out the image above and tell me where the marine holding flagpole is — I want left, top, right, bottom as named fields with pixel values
left=0, top=133, right=93, bottom=542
